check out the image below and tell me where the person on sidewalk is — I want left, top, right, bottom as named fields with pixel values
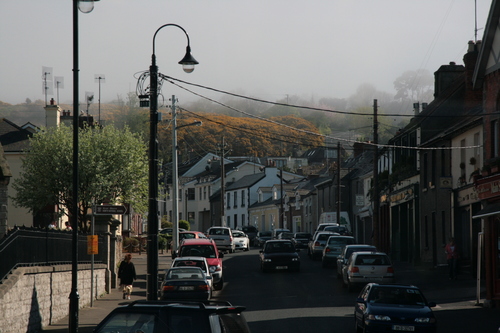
left=444, top=237, right=459, bottom=280
left=118, top=253, right=136, bottom=300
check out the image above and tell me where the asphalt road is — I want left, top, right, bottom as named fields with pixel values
left=214, top=247, right=500, bottom=333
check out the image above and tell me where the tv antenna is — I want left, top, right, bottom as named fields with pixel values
left=54, top=76, right=65, bottom=105
left=42, top=66, right=53, bottom=106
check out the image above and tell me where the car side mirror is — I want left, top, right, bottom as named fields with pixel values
left=219, top=251, right=224, bottom=258
left=206, top=275, right=213, bottom=280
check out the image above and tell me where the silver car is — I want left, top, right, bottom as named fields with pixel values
left=308, top=231, right=337, bottom=260
left=342, top=251, right=395, bottom=292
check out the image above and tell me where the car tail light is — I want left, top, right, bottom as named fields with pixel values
left=350, top=266, right=359, bottom=273
left=314, top=241, right=320, bottom=247
left=198, top=284, right=210, bottom=291
left=325, top=247, right=331, bottom=253
left=387, top=266, right=394, bottom=274
left=230, top=236, right=233, bottom=242
left=162, top=285, right=175, bottom=292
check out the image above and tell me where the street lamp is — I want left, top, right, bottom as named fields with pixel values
left=71, top=1, right=99, bottom=332
left=147, top=24, right=198, bottom=301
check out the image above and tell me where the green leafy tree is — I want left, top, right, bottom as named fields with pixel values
left=12, top=124, right=148, bottom=231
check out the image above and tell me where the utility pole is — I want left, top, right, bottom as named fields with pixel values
left=337, top=141, right=341, bottom=225
left=372, top=99, right=380, bottom=249
left=219, top=137, right=227, bottom=227
left=280, top=168, right=284, bottom=228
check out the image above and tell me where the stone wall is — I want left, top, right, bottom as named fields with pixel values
left=0, top=264, right=107, bottom=333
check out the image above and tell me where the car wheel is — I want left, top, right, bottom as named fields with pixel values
left=354, top=317, right=363, bottom=333
left=214, top=278, right=224, bottom=291
left=244, top=245, right=249, bottom=251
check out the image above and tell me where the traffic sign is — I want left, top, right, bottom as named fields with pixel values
left=94, top=205, right=127, bottom=215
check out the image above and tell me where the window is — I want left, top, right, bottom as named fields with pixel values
left=226, top=192, right=230, bottom=209
left=241, top=190, right=245, bottom=207
left=233, top=214, right=237, bottom=229
left=187, top=188, right=195, bottom=201
left=423, top=153, right=428, bottom=187
left=242, top=214, right=245, bottom=225
left=203, top=186, right=207, bottom=200
left=199, top=187, right=202, bottom=200
left=493, top=120, right=499, bottom=158
left=474, top=132, right=480, bottom=162
left=233, top=192, right=238, bottom=208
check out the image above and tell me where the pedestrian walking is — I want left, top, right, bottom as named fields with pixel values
left=444, top=237, right=459, bottom=280
left=118, top=253, right=136, bottom=300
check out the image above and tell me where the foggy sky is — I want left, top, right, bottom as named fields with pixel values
left=0, top=1, right=491, bottom=108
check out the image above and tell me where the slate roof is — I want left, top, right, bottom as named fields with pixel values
left=0, top=118, right=33, bottom=153
left=225, top=172, right=266, bottom=191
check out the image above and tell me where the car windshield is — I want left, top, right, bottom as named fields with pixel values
left=180, top=233, right=196, bottom=240
left=233, top=231, right=245, bottom=237
left=327, top=238, right=355, bottom=246
left=346, top=247, right=376, bottom=258
left=180, top=245, right=216, bottom=258
left=259, top=231, right=272, bottom=237
left=264, top=242, right=295, bottom=253
left=173, top=260, right=207, bottom=271
left=317, top=234, right=333, bottom=241
left=295, top=233, right=311, bottom=239
left=95, top=309, right=212, bottom=333
left=369, top=287, right=427, bottom=306
left=355, top=255, right=391, bottom=265
left=209, top=228, right=229, bottom=235
left=167, top=267, right=203, bottom=279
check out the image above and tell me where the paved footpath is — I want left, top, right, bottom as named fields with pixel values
left=43, top=251, right=172, bottom=333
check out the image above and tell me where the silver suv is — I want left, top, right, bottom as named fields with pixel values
left=207, top=227, right=235, bottom=253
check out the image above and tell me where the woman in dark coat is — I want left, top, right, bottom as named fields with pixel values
left=118, top=253, right=136, bottom=299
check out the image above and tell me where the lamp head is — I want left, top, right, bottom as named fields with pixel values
left=78, top=0, right=99, bottom=13
left=178, top=46, right=199, bottom=73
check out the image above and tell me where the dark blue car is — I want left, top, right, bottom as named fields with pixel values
left=354, top=283, right=437, bottom=333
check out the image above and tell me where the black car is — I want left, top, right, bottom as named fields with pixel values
left=259, top=240, right=300, bottom=272
left=291, top=232, right=312, bottom=248
left=240, top=225, right=258, bottom=242
left=93, top=300, right=251, bottom=333
left=354, top=283, right=437, bottom=333
left=254, top=231, right=272, bottom=247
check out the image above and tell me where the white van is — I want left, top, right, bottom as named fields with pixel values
left=318, top=212, right=351, bottom=231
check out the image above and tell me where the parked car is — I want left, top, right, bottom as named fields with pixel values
left=160, top=266, right=212, bottom=300
left=93, top=300, right=251, bottom=333
left=323, top=224, right=351, bottom=236
left=336, top=244, right=377, bottom=279
left=291, top=232, right=312, bottom=248
left=321, top=235, right=355, bottom=268
left=272, top=228, right=290, bottom=239
left=232, top=230, right=250, bottom=251
left=254, top=231, right=272, bottom=247
left=277, top=232, right=294, bottom=240
left=240, top=225, right=258, bottom=242
left=308, top=231, right=337, bottom=260
left=343, top=251, right=395, bottom=292
left=207, top=227, right=235, bottom=253
left=160, top=227, right=187, bottom=235
left=177, top=238, right=225, bottom=290
left=259, top=240, right=300, bottom=272
left=170, top=256, right=212, bottom=290
left=354, top=283, right=437, bottom=333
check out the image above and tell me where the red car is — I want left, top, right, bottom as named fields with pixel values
left=176, top=238, right=225, bottom=290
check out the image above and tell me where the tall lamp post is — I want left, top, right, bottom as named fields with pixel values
left=71, top=1, right=99, bottom=332
left=147, top=24, right=198, bottom=301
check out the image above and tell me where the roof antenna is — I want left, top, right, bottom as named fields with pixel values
left=474, top=0, right=478, bottom=42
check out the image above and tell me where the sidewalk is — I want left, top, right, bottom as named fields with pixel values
left=42, top=251, right=172, bottom=332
